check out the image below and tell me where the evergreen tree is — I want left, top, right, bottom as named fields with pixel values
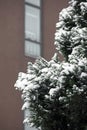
left=15, top=0, right=87, bottom=130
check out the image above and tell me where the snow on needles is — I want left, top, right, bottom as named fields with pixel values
left=14, top=53, right=87, bottom=125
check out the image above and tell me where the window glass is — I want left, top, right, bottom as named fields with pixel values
left=25, top=0, right=40, bottom=6
left=25, top=5, right=40, bottom=42
left=25, top=40, right=41, bottom=57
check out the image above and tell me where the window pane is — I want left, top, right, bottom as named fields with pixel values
left=25, top=0, right=40, bottom=6
left=25, top=40, right=41, bottom=57
left=25, top=5, right=40, bottom=42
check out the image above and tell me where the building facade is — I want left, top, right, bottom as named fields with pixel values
left=0, top=0, right=67, bottom=130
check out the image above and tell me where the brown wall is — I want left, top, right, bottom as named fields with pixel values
left=0, top=0, right=68, bottom=130
left=0, top=0, right=24, bottom=130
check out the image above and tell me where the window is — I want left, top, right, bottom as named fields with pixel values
left=24, top=1, right=41, bottom=130
left=24, top=0, right=41, bottom=58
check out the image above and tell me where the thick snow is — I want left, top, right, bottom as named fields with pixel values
left=80, top=2, right=87, bottom=14
left=22, top=102, right=30, bottom=110
left=80, top=72, right=87, bottom=78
